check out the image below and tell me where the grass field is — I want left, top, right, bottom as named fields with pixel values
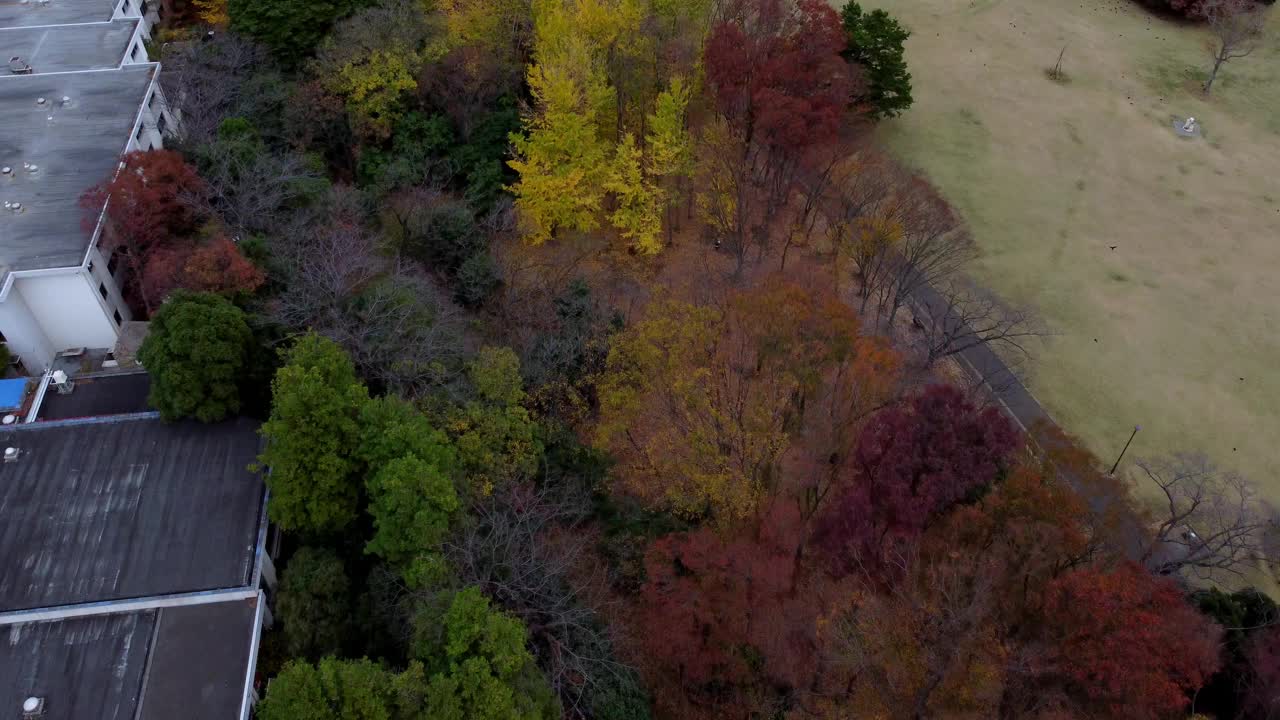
left=856, top=0, right=1280, bottom=504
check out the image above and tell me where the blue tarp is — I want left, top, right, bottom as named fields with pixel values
left=0, top=378, right=29, bottom=411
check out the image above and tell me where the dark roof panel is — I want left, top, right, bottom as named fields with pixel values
left=36, top=371, right=152, bottom=420
left=0, top=611, right=152, bottom=720
left=138, top=598, right=258, bottom=720
left=0, top=599, right=259, bottom=720
left=0, top=416, right=265, bottom=611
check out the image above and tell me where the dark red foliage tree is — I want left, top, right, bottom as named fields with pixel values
left=704, top=0, right=854, bottom=153
left=143, top=236, right=265, bottom=304
left=636, top=502, right=823, bottom=717
left=81, top=150, right=208, bottom=313
left=814, top=384, right=1020, bottom=576
left=1030, top=563, right=1222, bottom=720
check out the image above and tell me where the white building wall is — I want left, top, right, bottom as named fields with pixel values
left=15, top=272, right=120, bottom=353
left=0, top=286, right=56, bottom=371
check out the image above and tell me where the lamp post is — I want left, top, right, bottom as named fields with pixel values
left=1109, top=425, right=1141, bottom=476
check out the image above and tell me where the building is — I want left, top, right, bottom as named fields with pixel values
left=0, top=0, right=175, bottom=372
left=0, top=403, right=273, bottom=719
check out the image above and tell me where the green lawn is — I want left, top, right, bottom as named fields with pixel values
left=854, top=0, right=1280, bottom=504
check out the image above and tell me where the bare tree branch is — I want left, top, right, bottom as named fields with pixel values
left=914, top=281, right=1044, bottom=368
left=1135, top=454, right=1277, bottom=581
left=1203, top=0, right=1268, bottom=94
left=444, top=484, right=637, bottom=717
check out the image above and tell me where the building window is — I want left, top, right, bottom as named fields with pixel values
left=123, top=0, right=132, bottom=14
left=140, top=0, right=148, bottom=15
left=107, top=252, right=119, bottom=275
left=131, top=44, right=140, bottom=61
left=88, top=261, right=96, bottom=274
left=157, top=113, right=167, bottom=135
left=149, top=93, right=157, bottom=110
left=0, top=330, right=6, bottom=343
left=99, top=282, right=108, bottom=300
left=114, top=310, right=123, bottom=326
left=135, top=125, right=144, bottom=143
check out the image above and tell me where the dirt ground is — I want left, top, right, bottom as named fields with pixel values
left=850, top=0, right=1280, bottom=505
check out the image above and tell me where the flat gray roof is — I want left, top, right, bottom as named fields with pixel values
left=1, top=598, right=259, bottom=720
left=0, top=63, right=153, bottom=277
left=1, top=19, right=138, bottom=73
left=0, top=0, right=116, bottom=28
left=0, top=415, right=265, bottom=612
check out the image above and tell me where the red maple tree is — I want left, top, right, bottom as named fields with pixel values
left=1031, top=563, right=1222, bottom=720
left=81, top=150, right=208, bottom=313
left=704, top=0, right=854, bottom=153
left=142, top=236, right=265, bottom=304
left=814, top=384, right=1020, bottom=576
left=636, top=502, right=825, bottom=717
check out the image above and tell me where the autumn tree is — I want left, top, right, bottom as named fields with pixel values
left=604, top=134, right=663, bottom=254
left=438, top=0, right=534, bottom=66
left=277, top=546, right=352, bottom=660
left=314, top=1, right=433, bottom=140
left=138, top=291, right=252, bottom=422
left=507, top=0, right=616, bottom=244
left=695, top=117, right=757, bottom=274
left=814, top=384, right=1020, bottom=575
left=637, top=503, right=821, bottom=717
left=1017, top=563, right=1222, bottom=720
left=705, top=0, right=853, bottom=152
left=81, top=150, right=208, bottom=314
left=598, top=280, right=895, bottom=526
left=192, top=0, right=229, bottom=25
left=258, top=333, right=369, bottom=534
left=840, top=1, right=913, bottom=118
left=1203, top=0, right=1267, bottom=94
left=142, top=236, right=265, bottom=304
left=645, top=75, right=695, bottom=244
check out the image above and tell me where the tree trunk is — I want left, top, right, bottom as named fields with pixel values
left=1204, top=53, right=1226, bottom=94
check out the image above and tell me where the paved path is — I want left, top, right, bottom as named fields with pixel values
left=910, top=283, right=1052, bottom=435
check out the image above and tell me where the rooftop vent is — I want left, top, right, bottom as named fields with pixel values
left=23, top=696, right=45, bottom=717
left=23, top=162, right=38, bottom=174
left=4, top=201, right=23, bottom=213
left=51, top=370, right=74, bottom=395
left=60, top=96, right=71, bottom=106
left=5, top=447, right=20, bottom=463
left=2, top=415, right=16, bottom=425
left=8, top=57, right=33, bottom=76
left=1, top=167, right=11, bottom=175
left=35, top=97, right=46, bottom=106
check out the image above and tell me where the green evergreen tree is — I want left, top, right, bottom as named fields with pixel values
left=257, top=657, right=396, bottom=720
left=840, top=2, right=913, bottom=119
left=277, top=547, right=352, bottom=660
left=228, top=0, right=367, bottom=66
left=258, top=333, right=369, bottom=534
left=138, top=291, right=252, bottom=423
left=410, top=587, right=560, bottom=720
